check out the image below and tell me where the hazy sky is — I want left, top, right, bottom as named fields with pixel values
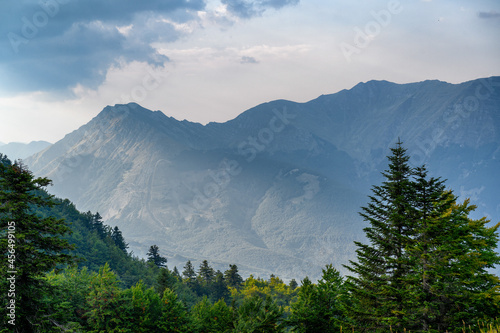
left=0, top=0, right=499, bottom=143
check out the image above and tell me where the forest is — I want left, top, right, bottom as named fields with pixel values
left=1, top=142, right=500, bottom=333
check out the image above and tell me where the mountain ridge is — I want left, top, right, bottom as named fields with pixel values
left=25, top=76, right=500, bottom=279
left=0, top=140, right=52, bottom=161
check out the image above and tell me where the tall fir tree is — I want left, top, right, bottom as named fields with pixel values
left=410, top=167, right=500, bottom=331
left=172, top=266, right=182, bottom=280
left=183, top=260, right=196, bottom=281
left=0, top=158, right=74, bottom=332
left=147, top=244, right=168, bottom=268
left=406, top=166, right=456, bottom=331
left=156, top=267, right=178, bottom=296
left=91, top=212, right=106, bottom=238
left=211, top=270, right=230, bottom=302
left=224, top=264, right=243, bottom=289
left=111, top=226, right=128, bottom=253
left=344, top=141, right=416, bottom=330
left=395, top=164, right=500, bottom=332
left=198, top=260, right=215, bottom=284
left=344, top=144, right=500, bottom=332
left=288, top=265, right=347, bottom=332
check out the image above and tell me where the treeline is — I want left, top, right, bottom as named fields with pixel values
left=42, top=259, right=304, bottom=332
left=36, top=197, right=160, bottom=288
left=1, top=142, right=500, bottom=333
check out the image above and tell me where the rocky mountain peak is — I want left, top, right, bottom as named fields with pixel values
left=24, top=77, right=500, bottom=279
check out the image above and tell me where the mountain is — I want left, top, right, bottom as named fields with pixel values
left=0, top=141, right=52, bottom=161
left=25, top=77, right=500, bottom=280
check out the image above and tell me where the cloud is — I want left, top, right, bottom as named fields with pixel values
left=0, top=0, right=205, bottom=94
left=241, top=56, right=259, bottom=64
left=220, top=0, right=299, bottom=18
left=478, top=10, right=500, bottom=19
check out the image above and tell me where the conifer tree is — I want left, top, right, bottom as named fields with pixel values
left=409, top=167, right=500, bottom=331
left=0, top=158, right=74, bottom=332
left=288, top=279, right=298, bottom=290
left=433, top=200, right=500, bottom=328
left=288, top=265, right=346, bottom=332
left=406, top=166, right=455, bottom=330
left=234, top=295, right=285, bottom=332
left=172, top=266, right=182, bottom=280
left=156, top=267, right=178, bottom=295
left=91, top=212, right=106, bottom=237
left=345, top=144, right=500, bottom=331
left=111, top=226, right=128, bottom=253
left=86, top=263, right=121, bottom=331
left=182, top=260, right=197, bottom=293
left=224, top=264, right=243, bottom=289
left=147, top=244, right=167, bottom=268
left=191, top=297, right=233, bottom=332
left=211, top=270, right=230, bottom=301
left=183, top=260, right=196, bottom=280
left=158, top=288, right=191, bottom=332
left=344, top=141, right=416, bottom=330
left=198, top=259, right=215, bottom=283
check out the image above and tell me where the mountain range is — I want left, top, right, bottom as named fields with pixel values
left=0, top=141, right=51, bottom=161
left=25, top=76, right=500, bottom=280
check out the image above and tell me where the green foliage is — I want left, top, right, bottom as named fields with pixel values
left=288, top=265, right=347, bottom=332
left=0, top=158, right=74, bottom=332
left=86, top=263, right=122, bottom=332
left=111, top=226, right=128, bottom=253
left=344, top=142, right=500, bottom=332
left=231, top=274, right=297, bottom=308
left=191, top=297, right=233, bottom=332
left=157, top=288, right=191, bottom=332
left=344, top=141, right=416, bottom=330
left=198, top=260, right=215, bottom=284
left=233, top=295, right=285, bottom=332
left=45, top=266, right=95, bottom=328
left=35, top=197, right=160, bottom=289
left=224, top=264, right=243, bottom=289
left=147, top=244, right=168, bottom=268
left=288, top=279, right=298, bottom=290
left=157, top=267, right=179, bottom=296
left=183, top=260, right=196, bottom=281
left=114, top=281, right=164, bottom=332
left=1, top=149, right=499, bottom=332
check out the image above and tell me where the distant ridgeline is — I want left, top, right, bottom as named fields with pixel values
left=24, top=76, right=500, bottom=280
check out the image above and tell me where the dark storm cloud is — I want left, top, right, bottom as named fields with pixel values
left=478, top=10, right=500, bottom=19
left=221, top=0, right=299, bottom=18
left=0, top=0, right=205, bottom=94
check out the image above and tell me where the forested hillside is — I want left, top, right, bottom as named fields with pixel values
left=2, top=147, right=500, bottom=332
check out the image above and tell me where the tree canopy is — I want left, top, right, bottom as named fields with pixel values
left=0, top=157, right=74, bottom=332
left=344, top=142, right=500, bottom=332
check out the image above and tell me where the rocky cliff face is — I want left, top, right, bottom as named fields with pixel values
left=26, top=77, right=500, bottom=279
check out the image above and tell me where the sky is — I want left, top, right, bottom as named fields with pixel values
left=0, top=0, right=499, bottom=144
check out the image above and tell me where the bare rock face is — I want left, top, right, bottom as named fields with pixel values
left=26, top=77, right=500, bottom=279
